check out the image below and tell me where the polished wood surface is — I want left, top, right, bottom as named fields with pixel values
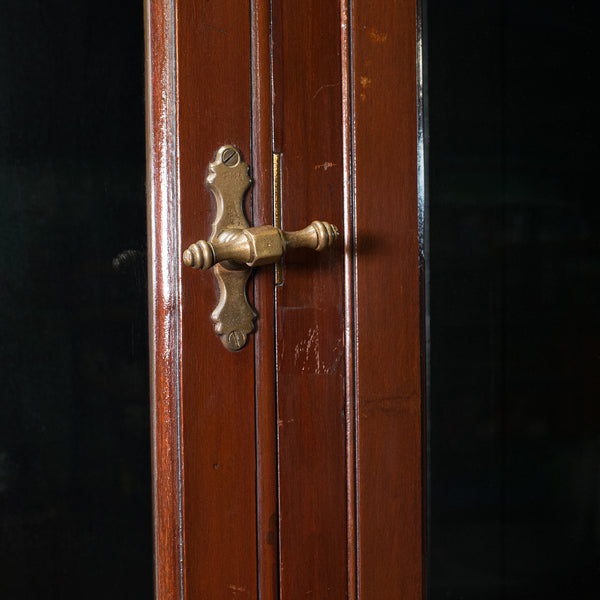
left=271, top=1, right=348, bottom=598
left=352, top=1, right=424, bottom=597
left=148, top=1, right=424, bottom=598
left=340, top=2, right=357, bottom=596
left=177, top=1, right=257, bottom=598
left=145, top=2, right=183, bottom=598
left=251, top=0, right=280, bottom=597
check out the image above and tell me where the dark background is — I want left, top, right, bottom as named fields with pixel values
left=427, top=1, right=599, bottom=598
left=0, top=2, right=151, bottom=597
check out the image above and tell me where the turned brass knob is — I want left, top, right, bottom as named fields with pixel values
left=183, top=220, right=339, bottom=271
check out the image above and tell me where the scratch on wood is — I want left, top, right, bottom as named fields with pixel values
left=315, top=162, right=337, bottom=171
left=202, top=24, right=227, bottom=35
left=294, top=326, right=320, bottom=373
left=360, top=395, right=421, bottom=419
left=293, top=326, right=343, bottom=374
left=360, top=76, right=372, bottom=102
left=228, top=584, right=248, bottom=594
left=367, top=27, right=388, bottom=43
left=312, top=82, right=338, bottom=100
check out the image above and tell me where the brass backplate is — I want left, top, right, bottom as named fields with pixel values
left=184, top=145, right=339, bottom=351
left=205, top=146, right=256, bottom=351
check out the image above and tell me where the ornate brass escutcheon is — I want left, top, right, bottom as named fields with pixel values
left=183, top=145, right=339, bottom=352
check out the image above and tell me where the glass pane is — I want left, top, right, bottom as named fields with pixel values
left=0, top=3, right=151, bottom=598
left=426, top=1, right=598, bottom=598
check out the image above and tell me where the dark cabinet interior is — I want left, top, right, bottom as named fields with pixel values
left=0, top=3, right=151, bottom=597
left=427, top=1, right=599, bottom=597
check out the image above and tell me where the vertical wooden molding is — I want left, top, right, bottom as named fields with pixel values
left=145, top=1, right=184, bottom=599
left=271, top=0, right=348, bottom=595
left=176, top=1, right=256, bottom=597
left=352, top=0, right=424, bottom=598
left=340, top=1, right=358, bottom=599
left=251, top=1, right=279, bottom=598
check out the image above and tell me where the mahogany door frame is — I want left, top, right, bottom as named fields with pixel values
left=145, top=0, right=426, bottom=598
left=146, top=2, right=183, bottom=598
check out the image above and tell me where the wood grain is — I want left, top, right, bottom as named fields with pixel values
left=340, top=1, right=357, bottom=597
left=176, top=1, right=257, bottom=598
left=145, top=1, right=184, bottom=598
left=352, top=1, right=424, bottom=598
left=272, top=1, right=348, bottom=598
left=251, top=1, right=279, bottom=598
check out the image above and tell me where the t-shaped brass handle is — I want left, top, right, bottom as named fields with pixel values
left=183, top=145, right=339, bottom=352
left=183, top=221, right=338, bottom=271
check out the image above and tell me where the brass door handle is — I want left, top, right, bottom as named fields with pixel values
left=183, top=221, right=338, bottom=270
left=183, top=145, right=339, bottom=352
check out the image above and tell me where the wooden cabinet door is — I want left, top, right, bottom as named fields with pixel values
left=146, top=1, right=424, bottom=599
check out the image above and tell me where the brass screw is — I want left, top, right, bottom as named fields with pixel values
left=227, top=330, right=245, bottom=350
left=222, top=147, right=239, bottom=167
